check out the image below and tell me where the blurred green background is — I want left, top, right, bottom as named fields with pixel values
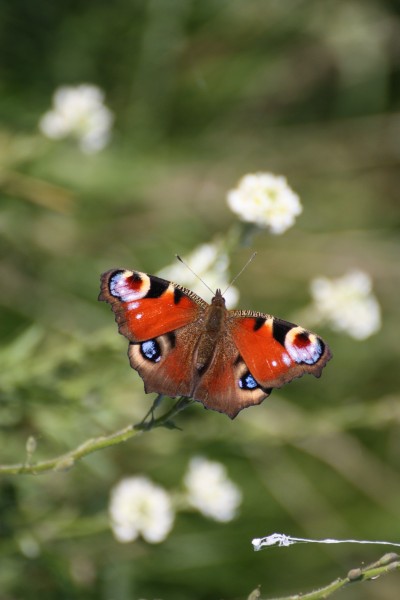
left=1, top=1, right=400, bottom=599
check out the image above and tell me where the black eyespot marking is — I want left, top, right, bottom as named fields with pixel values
left=253, top=317, right=266, bottom=331
left=317, top=338, right=325, bottom=356
left=108, top=270, right=126, bottom=298
left=273, top=319, right=294, bottom=346
left=130, top=272, right=142, bottom=283
left=295, top=331, right=310, bottom=345
left=146, top=276, right=169, bottom=298
left=239, top=371, right=259, bottom=390
left=110, top=269, right=124, bottom=280
left=173, top=287, right=185, bottom=304
left=140, top=339, right=162, bottom=362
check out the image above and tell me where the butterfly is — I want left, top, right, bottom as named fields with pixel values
left=99, top=269, right=332, bottom=419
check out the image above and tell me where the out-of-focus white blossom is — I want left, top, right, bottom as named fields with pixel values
left=109, top=476, right=174, bottom=544
left=157, top=242, right=239, bottom=308
left=227, top=173, right=302, bottom=234
left=310, top=270, right=381, bottom=340
left=184, top=457, right=242, bottom=522
left=17, top=534, right=41, bottom=559
left=39, top=84, right=113, bottom=153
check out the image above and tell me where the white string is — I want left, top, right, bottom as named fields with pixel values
left=252, top=533, right=400, bottom=551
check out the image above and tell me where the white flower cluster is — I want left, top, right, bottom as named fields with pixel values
left=109, top=476, right=174, bottom=544
left=157, top=242, right=239, bottom=308
left=39, top=84, right=113, bottom=153
left=227, top=173, right=302, bottom=234
left=184, top=457, right=242, bottom=522
left=310, top=270, right=381, bottom=340
left=109, top=457, right=242, bottom=544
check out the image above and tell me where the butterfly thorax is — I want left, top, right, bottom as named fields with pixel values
left=208, top=290, right=227, bottom=328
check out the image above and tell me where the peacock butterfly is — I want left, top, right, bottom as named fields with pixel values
left=99, top=269, right=332, bottom=419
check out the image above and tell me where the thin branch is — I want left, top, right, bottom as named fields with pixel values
left=259, top=552, right=400, bottom=600
left=252, top=532, right=400, bottom=550
left=0, top=396, right=194, bottom=475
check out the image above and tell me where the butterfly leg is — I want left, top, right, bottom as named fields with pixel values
left=134, top=393, right=165, bottom=430
left=134, top=395, right=195, bottom=431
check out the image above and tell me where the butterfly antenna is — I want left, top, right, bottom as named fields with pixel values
left=176, top=255, right=215, bottom=295
left=222, top=251, right=257, bottom=295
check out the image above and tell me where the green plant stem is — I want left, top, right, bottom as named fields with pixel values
left=261, top=553, right=400, bottom=600
left=0, top=396, right=194, bottom=475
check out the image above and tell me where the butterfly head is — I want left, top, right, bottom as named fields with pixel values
left=211, top=289, right=226, bottom=308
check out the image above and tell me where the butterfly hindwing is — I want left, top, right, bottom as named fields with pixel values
left=192, top=336, right=271, bottom=419
left=128, top=320, right=204, bottom=399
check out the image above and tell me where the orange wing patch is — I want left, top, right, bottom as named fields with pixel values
left=231, top=317, right=294, bottom=384
left=99, top=269, right=205, bottom=342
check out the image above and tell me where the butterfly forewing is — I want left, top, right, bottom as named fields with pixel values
left=99, top=269, right=207, bottom=342
left=229, top=312, right=331, bottom=389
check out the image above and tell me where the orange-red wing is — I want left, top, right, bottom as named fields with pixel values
left=230, top=314, right=331, bottom=388
left=128, top=326, right=199, bottom=399
left=99, top=269, right=207, bottom=342
left=193, top=346, right=270, bottom=419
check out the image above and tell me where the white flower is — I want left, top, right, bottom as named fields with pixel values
left=227, top=172, right=302, bottom=234
left=310, top=270, right=381, bottom=340
left=184, top=457, right=242, bottom=522
left=157, top=242, right=239, bottom=308
left=39, top=84, right=113, bottom=153
left=109, top=476, right=174, bottom=543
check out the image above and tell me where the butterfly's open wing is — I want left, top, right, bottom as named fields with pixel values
left=99, top=269, right=207, bottom=397
left=99, top=269, right=207, bottom=341
left=230, top=313, right=332, bottom=389
left=193, top=312, right=331, bottom=419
